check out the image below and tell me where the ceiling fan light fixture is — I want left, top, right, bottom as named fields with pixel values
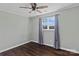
left=19, top=3, right=48, bottom=13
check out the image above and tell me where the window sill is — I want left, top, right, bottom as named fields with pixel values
left=42, top=29, right=55, bottom=31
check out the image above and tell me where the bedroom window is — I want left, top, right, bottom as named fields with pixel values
left=42, top=16, right=55, bottom=30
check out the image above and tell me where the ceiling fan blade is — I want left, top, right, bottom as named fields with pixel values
left=36, top=10, right=42, bottom=13
left=20, top=7, right=31, bottom=9
left=37, top=6, right=48, bottom=9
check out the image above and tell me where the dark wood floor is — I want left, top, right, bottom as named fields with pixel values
left=0, top=42, right=79, bottom=56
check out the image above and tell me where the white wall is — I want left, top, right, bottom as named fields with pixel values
left=31, top=17, right=39, bottom=43
left=31, top=6, right=79, bottom=52
left=28, top=17, right=33, bottom=41
left=59, top=6, right=79, bottom=51
left=0, top=11, right=31, bottom=52
left=43, top=30, right=55, bottom=47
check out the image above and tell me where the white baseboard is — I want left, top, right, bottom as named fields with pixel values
left=32, top=41, right=55, bottom=47
left=0, top=41, right=30, bottom=53
left=61, top=47, right=79, bottom=53
left=1, top=41, right=79, bottom=54
left=44, top=44, right=54, bottom=47
left=33, top=41, right=79, bottom=54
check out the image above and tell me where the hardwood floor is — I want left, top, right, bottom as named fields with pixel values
left=0, top=42, right=79, bottom=56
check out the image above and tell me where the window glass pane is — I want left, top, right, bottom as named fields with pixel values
left=48, top=17, right=55, bottom=26
left=43, top=25, right=47, bottom=29
left=42, top=16, right=55, bottom=29
left=42, top=18, right=47, bottom=26
left=49, top=26, right=54, bottom=29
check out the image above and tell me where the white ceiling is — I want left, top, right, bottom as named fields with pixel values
left=0, top=3, right=74, bottom=17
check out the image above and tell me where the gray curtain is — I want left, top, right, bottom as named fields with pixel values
left=54, top=14, right=60, bottom=49
left=39, top=18, right=43, bottom=44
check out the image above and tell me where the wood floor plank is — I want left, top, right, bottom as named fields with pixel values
left=0, top=42, right=79, bottom=56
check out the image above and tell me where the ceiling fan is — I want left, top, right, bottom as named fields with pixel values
left=19, top=3, right=48, bottom=13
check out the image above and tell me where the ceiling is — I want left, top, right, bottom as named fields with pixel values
left=0, top=3, right=74, bottom=17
